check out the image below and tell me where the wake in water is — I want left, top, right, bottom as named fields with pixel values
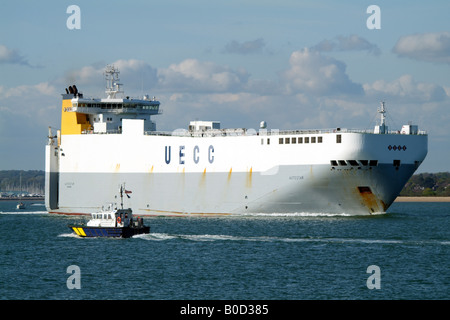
left=241, top=212, right=355, bottom=217
left=0, top=211, right=48, bottom=215
left=58, top=232, right=80, bottom=238
left=133, top=232, right=449, bottom=246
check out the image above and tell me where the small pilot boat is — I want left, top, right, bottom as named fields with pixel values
left=68, top=185, right=150, bottom=238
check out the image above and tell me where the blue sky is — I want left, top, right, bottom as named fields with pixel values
left=0, top=0, right=449, bottom=172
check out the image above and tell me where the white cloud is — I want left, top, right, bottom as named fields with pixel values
left=113, top=59, right=158, bottom=91
left=0, top=82, right=59, bottom=132
left=156, top=59, right=250, bottom=93
left=63, top=65, right=103, bottom=86
left=311, top=35, right=381, bottom=56
left=0, top=82, right=56, bottom=99
left=0, top=44, right=32, bottom=67
left=393, top=32, right=450, bottom=64
left=2, top=57, right=446, bottom=140
left=363, top=74, right=448, bottom=102
left=280, top=48, right=363, bottom=96
left=61, top=59, right=158, bottom=96
left=222, top=38, right=267, bottom=55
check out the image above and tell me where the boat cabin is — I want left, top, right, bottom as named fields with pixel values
left=86, top=208, right=143, bottom=228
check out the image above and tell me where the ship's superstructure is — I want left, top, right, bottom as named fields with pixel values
left=45, top=65, right=428, bottom=216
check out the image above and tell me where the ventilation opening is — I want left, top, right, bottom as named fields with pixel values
left=358, top=186, right=372, bottom=194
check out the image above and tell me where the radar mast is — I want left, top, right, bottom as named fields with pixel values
left=105, top=65, right=123, bottom=99
left=375, top=101, right=388, bottom=134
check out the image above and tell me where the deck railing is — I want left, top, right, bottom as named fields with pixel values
left=82, top=127, right=427, bottom=137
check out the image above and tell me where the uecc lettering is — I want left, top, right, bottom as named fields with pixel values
left=165, top=145, right=215, bottom=165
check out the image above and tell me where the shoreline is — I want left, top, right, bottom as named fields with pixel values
left=395, top=196, right=450, bottom=202
left=0, top=197, right=44, bottom=201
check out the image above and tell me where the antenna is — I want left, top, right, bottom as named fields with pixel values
left=375, top=101, right=387, bottom=134
left=119, top=183, right=124, bottom=209
left=378, top=101, right=386, bottom=127
left=104, top=65, right=123, bottom=99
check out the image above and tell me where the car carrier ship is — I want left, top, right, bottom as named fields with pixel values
left=45, top=65, right=428, bottom=216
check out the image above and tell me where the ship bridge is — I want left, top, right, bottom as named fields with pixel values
left=60, top=65, right=161, bottom=134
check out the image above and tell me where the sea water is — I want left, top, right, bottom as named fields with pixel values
left=0, top=200, right=448, bottom=300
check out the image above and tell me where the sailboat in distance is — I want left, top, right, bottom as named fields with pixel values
left=16, top=172, right=26, bottom=210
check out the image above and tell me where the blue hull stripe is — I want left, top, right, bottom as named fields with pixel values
left=83, top=227, right=122, bottom=237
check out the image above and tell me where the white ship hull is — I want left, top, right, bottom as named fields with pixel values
left=45, top=121, right=427, bottom=216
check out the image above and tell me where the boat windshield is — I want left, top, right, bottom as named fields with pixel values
left=91, top=213, right=113, bottom=219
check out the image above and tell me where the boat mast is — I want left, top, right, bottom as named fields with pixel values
left=377, top=101, right=387, bottom=134
left=119, top=184, right=124, bottom=209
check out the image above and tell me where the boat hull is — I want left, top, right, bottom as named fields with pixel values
left=69, top=225, right=150, bottom=238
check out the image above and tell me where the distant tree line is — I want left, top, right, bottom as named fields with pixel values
left=0, top=170, right=45, bottom=194
left=399, top=172, right=450, bottom=197
left=0, top=170, right=448, bottom=197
